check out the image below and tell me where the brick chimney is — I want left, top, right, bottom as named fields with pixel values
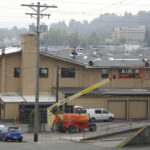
left=21, top=33, right=37, bottom=95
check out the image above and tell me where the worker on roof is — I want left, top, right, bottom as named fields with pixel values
left=72, top=46, right=77, bottom=59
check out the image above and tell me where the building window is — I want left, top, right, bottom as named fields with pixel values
left=118, top=68, right=139, bottom=78
left=39, top=68, right=48, bottom=78
left=14, top=68, right=20, bottom=78
left=61, top=68, right=75, bottom=78
left=119, top=68, right=129, bottom=74
left=101, top=69, right=109, bottom=78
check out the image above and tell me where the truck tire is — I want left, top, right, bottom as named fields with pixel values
left=108, top=117, right=113, bottom=122
left=90, top=118, right=95, bottom=123
left=68, top=125, right=76, bottom=133
left=89, top=124, right=97, bottom=131
left=3, top=136, right=7, bottom=142
left=18, top=139, right=22, bottom=142
left=58, top=125, right=67, bottom=133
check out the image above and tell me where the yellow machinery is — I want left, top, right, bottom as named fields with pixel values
left=47, top=78, right=111, bottom=128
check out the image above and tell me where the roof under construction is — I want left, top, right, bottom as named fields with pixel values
left=41, top=46, right=150, bottom=68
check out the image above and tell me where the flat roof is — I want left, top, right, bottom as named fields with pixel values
left=40, top=46, right=150, bottom=68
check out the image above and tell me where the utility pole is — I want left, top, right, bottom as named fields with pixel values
left=21, top=2, right=57, bottom=142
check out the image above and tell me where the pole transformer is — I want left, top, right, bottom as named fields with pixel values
left=21, top=2, right=57, bottom=142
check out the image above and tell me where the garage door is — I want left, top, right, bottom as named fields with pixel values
left=129, top=101, right=147, bottom=119
left=108, top=100, right=127, bottom=119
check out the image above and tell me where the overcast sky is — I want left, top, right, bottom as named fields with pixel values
left=0, top=0, right=150, bottom=28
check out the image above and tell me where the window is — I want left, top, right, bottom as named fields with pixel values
left=101, top=69, right=109, bottom=78
left=119, top=68, right=129, bottom=74
left=103, top=110, right=108, bottom=114
left=61, top=68, right=75, bottom=78
left=14, top=68, right=20, bottom=78
left=95, top=110, right=102, bottom=114
left=39, top=68, right=48, bottom=78
left=118, top=68, right=139, bottom=78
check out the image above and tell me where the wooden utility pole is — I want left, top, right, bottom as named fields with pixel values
left=21, top=2, right=57, bottom=142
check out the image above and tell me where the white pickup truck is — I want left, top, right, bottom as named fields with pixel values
left=85, top=108, right=114, bottom=123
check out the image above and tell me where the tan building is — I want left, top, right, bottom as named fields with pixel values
left=0, top=33, right=150, bottom=123
left=112, top=26, right=146, bottom=43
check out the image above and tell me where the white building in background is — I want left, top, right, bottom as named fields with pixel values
left=112, top=26, right=146, bottom=43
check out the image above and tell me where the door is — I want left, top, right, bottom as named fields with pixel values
left=129, top=100, right=147, bottom=119
left=108, top=100, right=127, bottom=119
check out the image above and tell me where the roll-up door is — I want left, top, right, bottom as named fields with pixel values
left=129, top=100, right=147, bottom=119
left=108, top=100, right=127, bottom=119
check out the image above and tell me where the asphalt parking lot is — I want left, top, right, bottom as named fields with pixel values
left=0, top=131, right=150, bottom=150
left=1, top=120, right=150, bottom=150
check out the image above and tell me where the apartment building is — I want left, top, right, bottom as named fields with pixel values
left=0, top=33, right=150, bottom=123
left=112, top=26, right=146, bottom=43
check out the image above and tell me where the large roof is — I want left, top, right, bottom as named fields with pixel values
left=41, top=46, right=150, bottom=68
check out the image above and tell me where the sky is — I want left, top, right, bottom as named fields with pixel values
left=0, top=0, right=150, bottom=28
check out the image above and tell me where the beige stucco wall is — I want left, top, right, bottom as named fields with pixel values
left=4, top=102, right=19, bottom=120
left=68, top=96, right=107, bottom=109
left=0, top=101, right=19, bottom=120
left=5, top=54, right=21, bottom=92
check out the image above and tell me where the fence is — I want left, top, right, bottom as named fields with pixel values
left=55, top=120, right=150, bottom=141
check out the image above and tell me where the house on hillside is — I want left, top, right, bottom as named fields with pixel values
left=0, top=33, right=150, bottom=123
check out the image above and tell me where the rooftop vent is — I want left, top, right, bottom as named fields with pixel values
left=89, top=61, right=94, bottom=66
left=142, top=58, right=149, bottom=67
